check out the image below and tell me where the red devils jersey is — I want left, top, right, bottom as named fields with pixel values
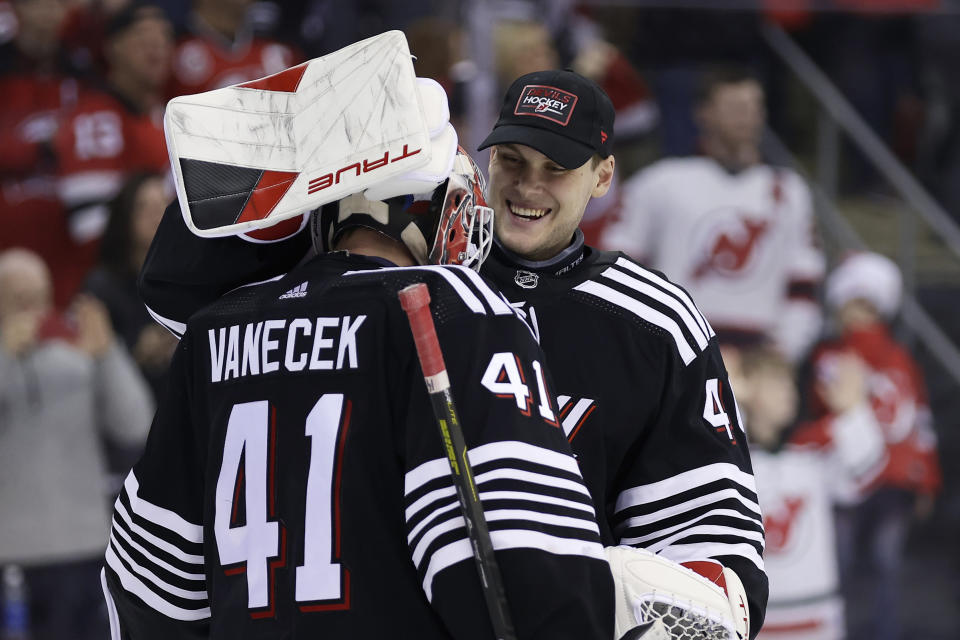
left=605, top=157, right=825, bottom=361
left=754, top=404, right=885, bottom=639
left=808, top=324, right=941, bottom=498
left=0, top=46, right=93, bottom=306
left=52, top=87, right=168, bottom=253
left=167, top=27, right=300, bottom=99
left=0, top=61, right=81, bottom=175
left=752, top=446, right=844, bottom=640
left=103, top=253, right=613, bottom=639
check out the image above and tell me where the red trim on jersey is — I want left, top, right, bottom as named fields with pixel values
left=567, top=404, right=596, bottom=442
left=333, top=399, right=352, bottom=558
left=236, top=170, right=300, bottom=224
left=230, top=464, right=244, bottom=526
left=717, top=379, right=736, bottom=445
left=537, top=368, right=560, bottom=428
left=300, top=570, right=352, bottom=612
left=268, top=405, right=278, bottom=517
left=514, top=355, right=533, bottom=417
left=250, top=526, right=288, bottom=619
left=299, top=399, right=353, bottom=613
left=239, top=63, right=308, bottom=93
left=247, top=404, right=287, bottom=619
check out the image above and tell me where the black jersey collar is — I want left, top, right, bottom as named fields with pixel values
left=491, top=229, right=586, bottom=277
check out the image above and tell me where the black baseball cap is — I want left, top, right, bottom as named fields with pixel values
left=478, top=69, right=615, bottom=169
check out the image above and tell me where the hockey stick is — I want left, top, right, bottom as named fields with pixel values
left=398, top=283, right=517, bottom=640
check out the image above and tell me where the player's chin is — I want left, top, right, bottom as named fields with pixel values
left=496, top=225, right=544, bottom=257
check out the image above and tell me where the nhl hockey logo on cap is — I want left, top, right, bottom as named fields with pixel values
left=514, top=85, right=578, bottom=126
left=478, top=69, right=615, bottom=170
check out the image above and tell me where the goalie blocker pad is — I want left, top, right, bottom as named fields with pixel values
left=164, top=30, right=438, bottom=238
left=236, top=79, right=457, bottom=244
left=605, top=546, right=748, bottom=640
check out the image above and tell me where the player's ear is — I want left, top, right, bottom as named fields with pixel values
left=592, top=155, right=615, bottom=198
left=487, top=146, right=499, bottom=173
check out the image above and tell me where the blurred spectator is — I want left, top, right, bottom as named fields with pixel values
left=0, top=0, right=87, bottom=309
left=84, top=173, right=177, bottom=400
left=734, top=344, right=884, bottom=640
left=406, top=15, right=470, bottom=136
left=623, top=7, right=765, bottom=157
left=0, top=0, right=76, bottom=175
left=491, top=13, right=656, bottom=145
left=0, top=247, right=153, bottom=640
left=492, top=19, right=560, bottom=96
left=602, top=67, right=825, bottom=363
left=166, top=0, right=300, bottom=100
left=808, top=251, right=942, bottom=640
left=58, top=0, right=131, bottom=79
left=51, top=1, right=172, bottom=303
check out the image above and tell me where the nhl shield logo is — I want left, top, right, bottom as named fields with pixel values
left=514, top=270, right=539, bottom=289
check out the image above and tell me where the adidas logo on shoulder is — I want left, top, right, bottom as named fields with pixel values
left=279, top=282, right=309, bottom=299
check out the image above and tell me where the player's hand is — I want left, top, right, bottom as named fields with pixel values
left=0, top=310, right=41, bottom=356
left=818, top=351, right=867, bottom=415
left=73, top=295, right=115, bottom=358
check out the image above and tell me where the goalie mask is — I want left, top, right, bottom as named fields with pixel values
left=312, top=148, right=493, bottom=270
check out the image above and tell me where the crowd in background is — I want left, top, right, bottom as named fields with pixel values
left=0, top=1, right=956, bottom=639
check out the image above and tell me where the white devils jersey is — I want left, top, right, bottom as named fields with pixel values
left=752, top=448, right=843, bottom=640
left=605, top=157, right=825, bottom=360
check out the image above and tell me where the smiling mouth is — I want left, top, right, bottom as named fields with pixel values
left=507, top=200, right=550, bottom=220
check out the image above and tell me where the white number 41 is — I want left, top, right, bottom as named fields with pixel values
left=703, top=378, right=745, bottom=443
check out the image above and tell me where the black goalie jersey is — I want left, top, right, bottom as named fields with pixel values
left=482, top=239, right=768, bottom=632
left=104, top=252, right=613, bottom=639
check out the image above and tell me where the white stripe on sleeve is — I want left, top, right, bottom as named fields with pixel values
left=105, top=547, right=211, bottom=621
left=421, top=530, right=605, bottom=601
left=614, top=463, right=759, bottom=513
left=575, top=280, right=697, bottom=365
left=124, top=473, right=204, bottom=543
left=603, top=266, right=709, bottom=349
left=614, top=257, right=714, bottom=338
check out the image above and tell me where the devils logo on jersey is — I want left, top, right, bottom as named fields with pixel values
left=763, top=496, right=805, bottom=553
left=691, top=210, right=770, bottom=281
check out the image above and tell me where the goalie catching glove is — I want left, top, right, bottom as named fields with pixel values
left=606, top=546, right=749, bottom=640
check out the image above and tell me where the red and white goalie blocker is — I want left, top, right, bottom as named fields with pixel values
left=163, top=30, right=470, bottom=245
left=607, top=546, right=750, bottom=640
